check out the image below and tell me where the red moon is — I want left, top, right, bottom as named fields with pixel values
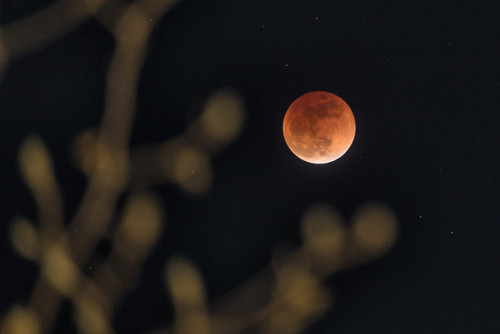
left=283, top=91, right=356, bottom=164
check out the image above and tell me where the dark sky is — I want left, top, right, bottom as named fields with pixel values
left=1, top=0, right=499, bottom=333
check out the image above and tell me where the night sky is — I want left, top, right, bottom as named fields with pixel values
left=1, top=0, right=499, bottom=333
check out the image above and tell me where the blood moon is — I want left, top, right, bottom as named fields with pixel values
left=283, top=91, right=355, bottom=164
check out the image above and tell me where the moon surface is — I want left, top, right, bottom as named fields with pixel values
left=283, top=91, right=356, bottom=164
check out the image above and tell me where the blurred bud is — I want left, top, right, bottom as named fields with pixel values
left=115, top=193, right=162, bottom=261
left=74, top=295, right=113, bottom=334
left=42, top=243, right=80, bottom=297
left=115, top=5, right=149, bottom=47
left=18, top=136, right=63, bottom=236
left=9, top=216, right=39, bottom=261
left=201, top=89, right=244, bottom=144
left=188, top=89, right=245, bottom=152
left=165, top=257, right=210, bottom=334
left=72, top=129, right=99, bottom=176
left=273, top=257, right=329, bottom=317
left=351, top=202, right=398, bottom=256
left=267, top=255, right=330, bottom=334
left=18, top=136, right=55, bottom=195
left=0, top=306, right=40, bottom=334
left=301, top=205, right=346, bottom=272
left=166, top=145, right=212, bottom=195
left=165, top=257, right=206, bottom=310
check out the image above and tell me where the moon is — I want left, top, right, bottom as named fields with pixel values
left=283, top=91, right=356, bottom=164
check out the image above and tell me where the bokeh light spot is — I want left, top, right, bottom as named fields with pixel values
left=10, top=217, right=38, bottom=261
left=0, top=306, right=40, bottom=334
left=301, top=204, right=346, bottom=271
left=18, top=136, right=54, bottom=194
left=351, top=203, right=398, bottom=255
left=200, top=89, right=245, bottom=146
left=120, top=193, right=162, bottom=250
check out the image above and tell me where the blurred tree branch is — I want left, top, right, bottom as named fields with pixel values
left=0, top=1, right=398, bottom=334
